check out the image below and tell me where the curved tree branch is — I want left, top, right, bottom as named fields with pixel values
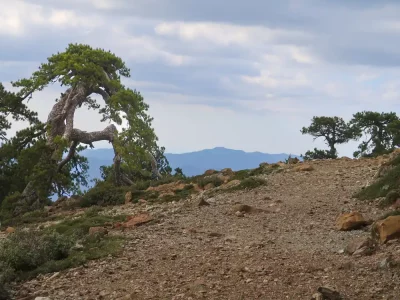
left=70, top=124, right=117, bottom=145
left=57, top=140, right=78, bottom=172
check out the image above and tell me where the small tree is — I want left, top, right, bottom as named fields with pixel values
left=173, top=167, right=185, bottom=178
left=301, top=116, right=359, bottom=159
left=350, top=111, right=399, bottom=158
left=301, top=148, right=336, bottom=161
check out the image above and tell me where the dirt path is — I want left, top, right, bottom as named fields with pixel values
left=15, top=159, right=400, bottom=299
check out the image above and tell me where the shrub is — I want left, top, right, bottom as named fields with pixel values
left=0, top=230, right=74, bottom=272
left=355, top=154, right=400, bottom=200
left=231, top=170, right=252, bottom=180
left=0, top=261, right=15, bottom=284
left=81, top=181, right=129, bottom=207
left=173, top=184, right=195, bottom=200
left=0, top=209, right=126, bottom=284
left=301, top=148, right=337, bottom=160
left=381, top=190, right=400, bottom=207
left=229, top=177, right=267, bottom=191
left=0, top=281, right=11, bottom=300
left=132, top=180, right=151, bottom=191
left=49, top=210, right=125, bottom=238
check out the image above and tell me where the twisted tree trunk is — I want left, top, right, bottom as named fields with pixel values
left=16, top=84, right=161, bottom=215
left=17, top=86, right=120, bottom=214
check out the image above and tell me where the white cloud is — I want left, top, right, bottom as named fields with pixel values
left=242, top=70, right=310, bottom=88
left=5, top=0, right=400, bottom=158
left=154, top=21, right=311, bottom=47
left=0, top=0, right=102, bottom=36
left=104, top=25, right=193, bottom=66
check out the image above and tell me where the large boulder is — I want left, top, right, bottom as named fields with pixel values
left=372, top=215, right=400, bottom=244
left=336, top=212, right=369, bottom=231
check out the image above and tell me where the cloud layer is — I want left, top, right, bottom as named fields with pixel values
left=3, top=0, right=400, bottom=156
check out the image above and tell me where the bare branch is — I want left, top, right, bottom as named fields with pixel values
left=94, top=87, right=110, bottom=103
left=70, top=124, right=117, bottom=145
left=57, top=141, right=78, bottom=172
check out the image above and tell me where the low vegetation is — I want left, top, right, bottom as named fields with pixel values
left=0, top=208, right=125, bottom=286
left=354, top=155, right=400, bottom=202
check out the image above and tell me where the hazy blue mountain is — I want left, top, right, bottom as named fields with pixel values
left=81, top=147, right=300, bottom=188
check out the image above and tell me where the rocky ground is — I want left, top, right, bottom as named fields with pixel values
left=11, top=158, right=400, bottom=299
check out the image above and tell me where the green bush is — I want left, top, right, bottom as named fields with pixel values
left=355, top=155, right=400, bottom=200
left=0, top=261, right=15, bottom=284
left=81, top=181, right=129, bottom=207
left=49, top=211, right=125, bottom=238
left=0, top=209, right=126, bottom=285
left=132, top=180, right=151, bottom=191
left=0, top=192, right=23, bottom=221
left=231, top=170, right=252, bottom=180
left=0, top=281, right=11, bottom=300
left=229, top=177, right=267, bottom=191
left=381, top=190, right=400, bottom=207
left=173, top=184, right=195, bottom=200
left=0, top=230, right=74, bottom=272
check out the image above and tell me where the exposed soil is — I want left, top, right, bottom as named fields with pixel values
left=12, top=158, right=400, bottom=299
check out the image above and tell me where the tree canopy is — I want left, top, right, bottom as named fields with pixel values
left=0, top=43, right=171, bottom=215
left=301, top=116, right=360, bottom=159
left=349, top=111, right=400, bottom=158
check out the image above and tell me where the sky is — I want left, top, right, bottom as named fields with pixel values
left=2, top=0, right=400, bottom=156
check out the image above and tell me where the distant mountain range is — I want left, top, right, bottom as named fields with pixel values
left=80, top=147, right=300, bottom=188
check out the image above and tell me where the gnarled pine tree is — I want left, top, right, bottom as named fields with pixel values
left=8, top=43, right=163, bottom=214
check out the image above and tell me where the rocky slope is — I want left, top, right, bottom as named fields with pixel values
left=10, top=158, right=400, bottom=299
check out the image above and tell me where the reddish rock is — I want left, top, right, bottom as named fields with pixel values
left=372, top=215, right=400, bottom=243
left=123, top=213, right=153, bottom=228
left=221, top=168, right=234, bottom=176
left=147, top=181, right=186, bottom=194
left=89, top=227, right=108, bottom=235
left=336, top=212, right=368, bottom=231
left=113, top=222, right=122, bottom=229
left=5, top=227, right=15, bottom=234
left=294, top=164, right=314, bottom=172
left=204, top=169, right=217, bottom=176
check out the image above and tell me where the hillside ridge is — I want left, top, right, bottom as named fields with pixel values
left=5, top=156, right=400, bottom=299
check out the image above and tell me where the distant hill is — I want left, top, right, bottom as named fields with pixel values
left=80, top=147, right=300, bottom=188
